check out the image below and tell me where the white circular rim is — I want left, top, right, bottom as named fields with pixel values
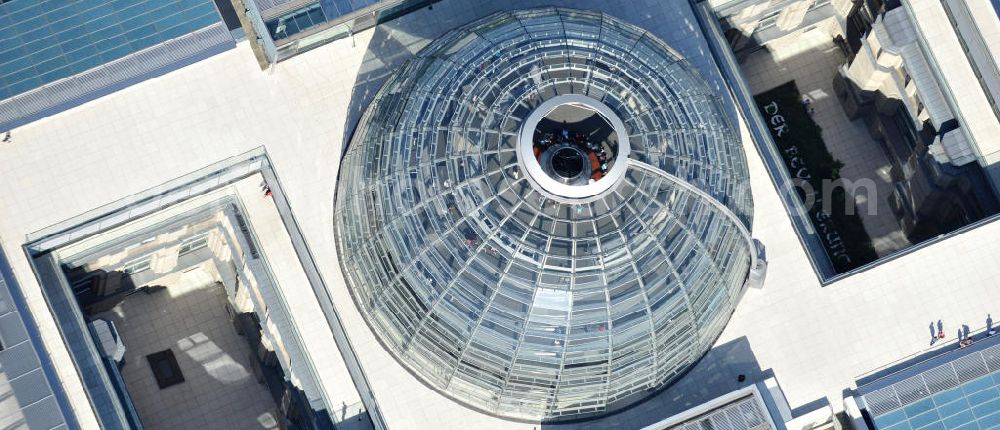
left=517, top=94, right=630, bottom=202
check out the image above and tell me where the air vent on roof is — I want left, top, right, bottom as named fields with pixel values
left=952, top=354, right=989, bottom=383
left=985, top=345, right=1000, bottom=372
left=894, top=375, right=929, bottom=405
left=864, top=387, right=902, bottom=416
left=922, top=363, right=959, bottom=393
left=700, top=417, right=716, bottom=430
left=711, top=411, right=733, bottom=430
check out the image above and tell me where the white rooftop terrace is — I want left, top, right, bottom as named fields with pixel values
left=1, top=0, right=1000, bottom=429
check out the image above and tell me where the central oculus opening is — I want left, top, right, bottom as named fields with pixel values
left=533, top=103, right=619, bottom=186
left=518, top=95, right=630, bottom=202
left=550, top=146, right=587, bottom=180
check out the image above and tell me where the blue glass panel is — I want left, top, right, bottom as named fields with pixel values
left=952, top=422, right=980, bottom=430
left=7, top=78, right=41, bottom=96
left=978, top=411, right=1000, bottom=430
left=937, top=388, right=968, bottom=406
left=66, top=56, right=104, bottom=74
left=92, top=34, right=128, bottom=53
left=20, top=37, right=51, bottom=55
left=45, top=4, right=79, bottom=22
left=884, top=421, right=914, bottom=430
left=0, top=14, right=16, bottom=33
left=8, top=6, right=46, bottom=26
left=351, top=0, right=380, bottom=9
left=30, top=46, right=64, bottom=65
left=99, top=45, right=134, bottom=63
left=129, top=37, right=158, bottom=52
left=13, top=15, right=48, bottom=36
left=125, top=24, right=157, bottom=43
left=39, top=66, right=74, bottom=84
left=57, top=35, right=91, bottom=53
left=973, top=399, right=1000, bottom=418
left=964, top=376, right=995, bottom=395
left=147, top=2, right=181, bottom=21
left=908, top=399, right=938, bottom=417
left=159, top=23, right=192, bottom=41
left=119, top=14, right=154, bottom=32
left=5, top=67, right=38, bottom=86
left=333, top=0, right=354, bottom=15
left=20, top=25, right=52, bottom=43
left=292, top=11, right=314, bottom=33
left=968, top=389, right=999, bottom=407
left=0, top=62, right=22, bottom=78
left=188, top=11, right=220, bottom=31
left=0, top=51, right=28, bottom=73
left=911, top=411, right=943, bottom=429
left=308, top=6, right=326, bottom=25
left=919, top=422, right=947, bottom=430
left=3, top=0, right=36, bottom=14
left=89, top=24, right=125, bottom=44
left=319, top=0, right=338, bottom=18
left=54, top=14, right=87, bottom=32
left=35, top=57, right=69, bottom=78
left=878, top=410, right=910, bottom=428
left=81, top=10, right=117, bottom=29
left=182, top=0, right=208, bottom=9
left=115, top=4, right=148, bottom=22
left=945, top=411, right=978, bottom=429
left=940, top=400, right=974, bottom=419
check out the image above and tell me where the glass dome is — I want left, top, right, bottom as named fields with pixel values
left=334, top=7, right=755, bottom=421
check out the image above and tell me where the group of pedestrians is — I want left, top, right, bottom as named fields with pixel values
left=928, top=314, right=994, bottom=348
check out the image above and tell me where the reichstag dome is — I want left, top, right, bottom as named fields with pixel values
left=334, top=7, right=757, bottom=421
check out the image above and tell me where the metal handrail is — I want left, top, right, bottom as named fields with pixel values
left=260, top=155, right=389, bottom=430
left=857, top=330, right=1000, bottom=417
left=25, top=148, right=267, bottom=250
left=856, top=323, right=1000, bottom=385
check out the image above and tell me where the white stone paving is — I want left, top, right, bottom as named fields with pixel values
left=0, top=1, right=999, bottom=429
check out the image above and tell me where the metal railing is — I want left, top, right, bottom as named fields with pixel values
left=857, top=323, right=1000, bottom=384
left=25, top=148, right=267, bottom=252
left=261, top=154, right=388, bottom=430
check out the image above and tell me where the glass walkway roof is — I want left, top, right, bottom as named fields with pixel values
left=859, top=336, right=1000, bottom=430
